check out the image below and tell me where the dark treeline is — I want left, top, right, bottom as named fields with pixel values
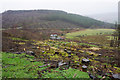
left=2, top=10, right=114, bottom=29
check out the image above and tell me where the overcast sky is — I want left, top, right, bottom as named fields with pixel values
left=0, top=0, right=119, bottom=15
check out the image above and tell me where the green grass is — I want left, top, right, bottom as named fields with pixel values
left=2, top=52, right=46, bottom=78
left=42, top=68, right=89, bottom=79
left=65, top=29, right=115, bottom=39
left=2, top=52, right=90, bottom=79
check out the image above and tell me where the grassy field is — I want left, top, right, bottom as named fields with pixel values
left=65, top=29, right=115, bottom=39
left=65, top=29, right=115, bottom=46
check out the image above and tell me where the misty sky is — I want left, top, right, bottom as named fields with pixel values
left=0, top=0, right=119, bottom=15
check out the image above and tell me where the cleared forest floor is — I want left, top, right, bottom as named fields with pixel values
left=1, top=28, right=120, bottom=79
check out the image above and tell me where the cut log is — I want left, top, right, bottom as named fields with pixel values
left=38, top=64, right=50, bottom=68
left=82, top=65, right=87, bottom=72
left=82, top=59, right=90, bottom=63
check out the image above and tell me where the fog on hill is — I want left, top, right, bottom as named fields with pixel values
left=87, top=12, right=118, bottom=24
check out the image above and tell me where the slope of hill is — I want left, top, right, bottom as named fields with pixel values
left=2, top=10, right=114, bottom=29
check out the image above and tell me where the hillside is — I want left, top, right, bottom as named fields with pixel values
left=2, top=10, right=114, bottom=29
